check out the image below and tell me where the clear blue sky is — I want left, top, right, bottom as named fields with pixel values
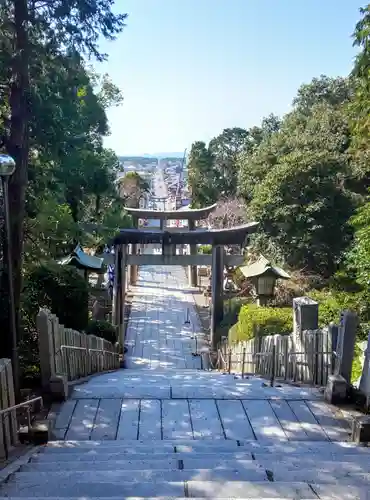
left=94, top=0, right=363, bottom=156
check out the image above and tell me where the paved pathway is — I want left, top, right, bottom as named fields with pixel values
left=49, top=263, right=351, bottom=444
left=124, top=264, right=206, bottom=370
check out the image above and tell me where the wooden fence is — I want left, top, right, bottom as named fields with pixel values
left=37, top=308, right=120, bottom=384
left=217, top=328, right=335, bottom=386
left=0, top=359, right=17, bottom=459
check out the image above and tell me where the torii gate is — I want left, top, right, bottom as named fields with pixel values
left=123, top=203, right=218, bottom=288
left=109, top=211, right=258, bottom=349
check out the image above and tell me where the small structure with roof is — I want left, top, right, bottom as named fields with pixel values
left=59, top=244, right=104, bottom=280
left=239, top=255, right=290, bottom=306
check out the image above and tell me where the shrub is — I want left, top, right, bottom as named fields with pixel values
left=231, top=304, right=293, bottom=343
left=23, top=261, right=89, bottom=331
left=198, top=244, right=212, bottom=254
left=85, top=319, right=117, bottom=344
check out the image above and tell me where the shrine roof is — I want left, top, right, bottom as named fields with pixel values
left=123, top=202, right=217, bottom=220
left=111, top=222, right=259, bottom=246
left=59, top=244, right=104, bottom=271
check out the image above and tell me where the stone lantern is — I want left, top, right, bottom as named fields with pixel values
left=238, top=255, right=290, bottom=306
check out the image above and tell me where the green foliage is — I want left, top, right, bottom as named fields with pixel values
left=345, top=197, right=370, bottom=287
left=23, top=262, right=89, bottom=331
left=188, top=141, right=217, bottom=208
left=310, top=288, right=370, bottom=341
left=349, top=5, right=370, bottom=173
left=198, top=245, right=212, bottom=254
left=231, top=304, right=293, bottom=343
left=85, top=319, right=117, bottom=344
left=249, top=150, right=354, bottom=275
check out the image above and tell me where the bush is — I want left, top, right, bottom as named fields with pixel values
left=198, top=244, right=212, bottom=254
left=23, top=261, right=89, bottom=331
left=85, top=319, right=117, bottom=344
left=231, top=304, right=293, bottom=343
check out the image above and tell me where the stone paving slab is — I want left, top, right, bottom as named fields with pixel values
left=50, top=397, right=351, bottom=442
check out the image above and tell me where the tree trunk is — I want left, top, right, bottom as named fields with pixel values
left=0, top=0, right=30, bottom=360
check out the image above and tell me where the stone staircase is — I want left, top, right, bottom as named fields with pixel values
left=1, top=438, right=370, bottom=498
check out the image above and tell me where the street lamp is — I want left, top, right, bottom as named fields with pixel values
left=0, top=153, right=19, bottom=398
left=239, top=255, right=290, bottom=307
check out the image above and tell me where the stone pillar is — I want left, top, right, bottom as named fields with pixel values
left=119, top=245, right=127, bottom=350
left=188, top=219, right=198, bottom=287
left=292, top=297, right=318, bottom=384
left=37, top=309, right=55, bottom=389
left=293, top=297, right=319, bottom=339
left=340, top=310, right=358, bottom=384
left=130, top=216, right=138, bottom=285
left=210, top=245, right=224, bottom=348
left=325, top=311, right=358, bottom=404
left=359, top=332, right=370, bottom=400
left=112, top=246, right=122, bottom=327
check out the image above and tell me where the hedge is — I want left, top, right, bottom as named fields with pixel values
left=85, top=319, right=117, bottom=344
left=230, top=304, right=293, bottom=343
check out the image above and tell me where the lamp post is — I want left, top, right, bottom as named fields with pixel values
left=254, top=272, right=277, bottom=306
left=0, top=153, right=19, bottom=398
left=238, top=255, right=290, bottom=307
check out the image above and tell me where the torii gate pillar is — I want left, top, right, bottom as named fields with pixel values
left=129, top=216, right=139, bottom=285
left=188, top=219, right=198, bottom=287
left=210, top=245, right=224, bottom=348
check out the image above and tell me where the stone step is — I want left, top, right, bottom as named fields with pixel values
left=0, top=480, right=319, bottom=498
left=22, top=454, right=370, bottom=474
left=44, top=440, right=242, bottom=452
left=43, top=440, right=364, bottom=453
left=30, top=452, right=254, bottom=462
left=29, top=451, right=370, bottom=467
left=44, top=439, right=360, bottom=453
left=22, top=459, right=181, bottom=472
left=70, top=383, right=320, bottom=400
left=11, top=467, right=268, bottom=483
left=0, top=498, right=320, bottom=500
left=37, top=442, right=370, bottom=459
left=255, top=456, right=370, bottom=471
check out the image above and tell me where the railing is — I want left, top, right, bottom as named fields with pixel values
left=211, top=329, right=335, bottom=386
left=0, top=395, right=43, bottom=460
left=37, top=308, right=120, bottom=386
left=203, top=342, right=335, bottom=388
left=55, top=345, right=120, bottom=381
left=204, top=347, right=277, bottom=386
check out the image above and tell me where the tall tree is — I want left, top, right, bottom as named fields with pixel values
left=0, top=0, right=127, bottom=361
left=187, top=141, right=217, bottom=208
left=349, top=4, right=370, bottom=179
left=208, top=127, right=248, bottom=197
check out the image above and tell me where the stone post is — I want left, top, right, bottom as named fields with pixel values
left=359, top=332, right=370, bottom=405
left=325, top=311, right=358, bottom=404
left=293, top=297, right=319, bottom=339
left=37, top=309, right=55, bottom=389
left=210, top=245, right=224, bottom=348
left=340, top=310, right=358, bottom=384
left=112, top=246, right=121, bottom=327
left=119, top=244, right=127, bottom=350
left=188, top=219, right=198, bottom=287
left=37, top=309, right=68, bottom=400
left=129, top=216, right=139, bottom=285
left=292, top=297, right=318, bottom=384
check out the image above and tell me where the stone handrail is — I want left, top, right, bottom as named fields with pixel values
left=37, top=308, right=119, bottom=400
